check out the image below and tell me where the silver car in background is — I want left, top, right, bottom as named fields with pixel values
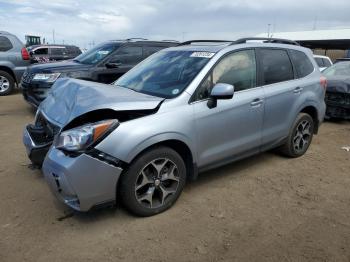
left=0, top=31, right=30, bottom=95
left=23, top=38, right=326, bottom=216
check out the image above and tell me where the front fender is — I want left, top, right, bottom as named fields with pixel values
left=95, top=104, right=196, bottom=164
left=125, top=132, right=196, bottom=163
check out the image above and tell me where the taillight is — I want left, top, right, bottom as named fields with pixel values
left=21, top=47, right=30, bottom=60
left=320, top=76, right=327, bottom=90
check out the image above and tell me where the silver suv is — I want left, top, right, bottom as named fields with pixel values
left=0, top=31, right=30, bottom=95
left=23, top=38, right=326, bottom=216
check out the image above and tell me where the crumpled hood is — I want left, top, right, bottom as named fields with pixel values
left=40, top=78, right=164, bottom=125
left=326, top=76, right=350, bottom=94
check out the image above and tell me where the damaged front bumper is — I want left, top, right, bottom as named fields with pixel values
left=23, top=126, right=52, bottom=166
left=325, top=92, right=350, bottom=120
left=23, top=111, right=61, bottom=166
left=42, top=147, right=123, bottom=211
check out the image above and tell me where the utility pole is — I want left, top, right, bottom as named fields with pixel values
left=52, top=29, right=55, bottom=44
left=267, top=24, right=271, bottom=38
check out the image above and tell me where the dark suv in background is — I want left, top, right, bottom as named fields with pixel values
left=21, top=39, right=178, bottom=107
left=28, top=44, right=82, bottom=64
left=0, top=31, right=31, bottom=95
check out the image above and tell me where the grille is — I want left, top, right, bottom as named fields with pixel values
left=21, top=72, right=35, bottom=84
left=27, top=112, right=61, bottom=145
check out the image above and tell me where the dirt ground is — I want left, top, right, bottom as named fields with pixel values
left=1, top=92, right=350, bottom=262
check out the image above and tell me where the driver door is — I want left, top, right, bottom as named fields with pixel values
left=97, top=45, right=143, bottom=84
left=192, top=49, right=264, bottom=169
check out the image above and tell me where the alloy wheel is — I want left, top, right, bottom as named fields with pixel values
left=135, top=158, right=180, bottom=209
left=293, top=120, right=312, bottom=153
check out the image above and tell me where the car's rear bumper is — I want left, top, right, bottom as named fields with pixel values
left=42, top=147, right=123, bottom=211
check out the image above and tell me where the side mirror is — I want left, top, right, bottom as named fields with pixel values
left=105, top=62, right=122, bottom=68
left=207, top=83, right=234, bottom=109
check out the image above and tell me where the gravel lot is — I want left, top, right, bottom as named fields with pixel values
left=1, top=92, right=350, bottom=262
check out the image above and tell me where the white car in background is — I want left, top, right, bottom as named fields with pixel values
left=314, top=55, right=333, bottom=71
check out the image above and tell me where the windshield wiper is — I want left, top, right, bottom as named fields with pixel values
left=116, top=85, right=138, bottom=92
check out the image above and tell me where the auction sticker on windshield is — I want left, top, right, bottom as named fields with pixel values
left=190, top=52, right=215, bottom=58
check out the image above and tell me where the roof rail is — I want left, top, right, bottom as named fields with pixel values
left=162, top=40, right=180, bottom=43
left=126, top=38, right=148, bottom=41
left=179, top=40, right=234, bottom=46
left=233, top=37, right=300, bottom=46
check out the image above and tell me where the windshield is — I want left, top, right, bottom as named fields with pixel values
left=323, top=61, right=350, bottom=77
left=74, top=42, right=120, bottom=65
left=114, top=50, right=213, bottom=98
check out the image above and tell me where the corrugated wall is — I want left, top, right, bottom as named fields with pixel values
left=313, top=49, right=348, bottom=62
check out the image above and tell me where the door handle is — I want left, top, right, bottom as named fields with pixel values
left=250, top=98, right=263, bottom=107
left=293, top=87, right=303, bottom=94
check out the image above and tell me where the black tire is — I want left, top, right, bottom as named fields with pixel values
left=279, top=113, right=314, bottom=158
left=120, top=146, right=186, bottom=217
left=0, top=70, right=15, bottom=96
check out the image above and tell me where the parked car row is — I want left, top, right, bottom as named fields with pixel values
left=23, top=38, right=327, bottom=216
left=21, top=39, right=178, bottom=107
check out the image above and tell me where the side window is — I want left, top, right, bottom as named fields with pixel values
left=0, top=36, right=13, bottom=52
left=260, top=49, right=294, bottom=85
left=33, top=48, right=48, bottom=55
left=110, top=46, right=142, bottom=64
left=143, top=46, right=163, bottom=57
left=50, top=48, right=64, bottom=56
left=323, top=58, right=332, bottom=67
left=289, top=50, right=314, bottom=78
left=194, top=49, right=256, bottom=101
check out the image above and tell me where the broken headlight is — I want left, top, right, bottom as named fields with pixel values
left=55, top=120, right=118, bottom=152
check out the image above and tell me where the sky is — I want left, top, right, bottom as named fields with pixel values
left=1, top=0, right=350, bottom=48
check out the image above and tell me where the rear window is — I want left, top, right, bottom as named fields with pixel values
left=143, top=46, right=164, bottom=56
left=0, top=36, right=13, bottom=52
left=290, top=50, right=314, bottom=78
left=323, top=58, right=332, bottom=67
left=314, top=57, right=324, bottom=67
left=50, top=48, right=64, bottom=55
left=260, top=49, right=294, bottom=85
left=66, top=46, right=81, bottom=56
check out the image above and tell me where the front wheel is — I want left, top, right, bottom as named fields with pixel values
left=279, top=113, right=314, bottom=158
left=120, top=146, right=186, bottom=216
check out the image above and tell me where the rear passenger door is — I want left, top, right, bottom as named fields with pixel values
left=257, top=48, right=302, bottom=149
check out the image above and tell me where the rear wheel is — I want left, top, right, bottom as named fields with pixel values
left=120, top=146, right=186, bottom=216
left=279, top=113, right=314, bottom=158
left=0, top=70, right=15, bottom=96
